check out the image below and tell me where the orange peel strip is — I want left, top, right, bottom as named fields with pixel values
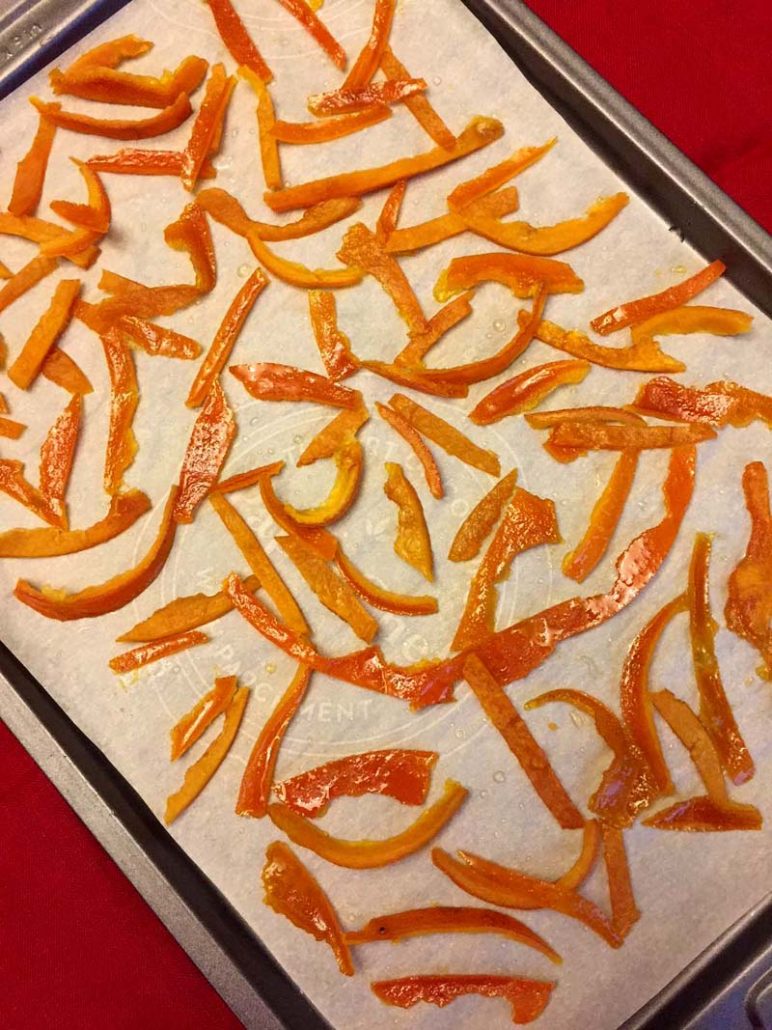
left=447, top=140, right=556, bottom=212
left=8, top=279, right=81, bottom=390
left=182, top=63, right=235, bottom=191
left=591, top=260, right=726, bottom=335
left=50, top=159, right=111, bottom=233
left=38, top=394, right=82, bottom=527
left=297, top=405, right=369, bottom=467
left=347, top=905, right=560, bottom=964
left=0, top=255, right=59, bottom=316
left=308, top=78, right=425, bottom=116
left=725, top=461, right=772, bottom=678
left=204, top=0, right=272, bottom=82
left=435, top=251, right=582, bottom=302
left=389, top=394, right=500, bottom=476
left=462, top=655, right=582, bottom=829
left=379, top=46, right=455, bottom=148
left=187, top=270, right=268, bottom=408
left=263, top=841, right=353, bottom=976
left=643, top=794, right=763, bottom=831
left=164, top=683, right=249, bottom=824
left=263, top=116, right=504, bottom=213
left=170, top=675, right=237, bottom=760
left=557, top=820, right=601, bottom=892
left=395, top=292, right=474, bottom=367
left=361, top=360, right=470, bottom=398
left=547, top=421, right=715, bottom=451
left=245, top=230, right=362, bottom=288
left=342, top=0, right=395, bottom=88
left=231, top=362, right=360, bottom=408
left=384, top=462, right=433, bottom=582
left=258, top=472, right=339, bottom=560
left=460, top=193, right=629, bottom=255
left=50, top=54, right=207, bottom=108
left=651, top=689, right=728, bottom=802
left=211, top=460, right=285, bottom=495
left=118, top=574, right=260, bottom=643
left=386, top=190, right=520, bottom=256
left=14, top=486, right=178, bottom=620
left=9, top=113, right=57, bottom=217
left=633, top=377, right=772, bottom=429
left=562, top=451, right=639, bottom=582
left=276, top=533, right=378, bottom=642
left=267, top=779, right=468, bottom=868
left=371, top=974, right=554, bottom=1024
left=376, top=402, right=443, bottom=499
left=600, top=824, right=640, bottom=937
left=209, top=490, right=309, bottom=634
left=276, top=0, right=346, bottom=70
left=279, top=441, right=363, bottom=527
left=0, top=418, right=26, bottom=439
left=307, top=291, right=360, bottom=381
left=0, top=460, right=64, bottom=527
left=274, top=748, right=437, bottom=818
left=86, top=149, right=216, bottom=177
left=240, top=66, right=281, bottom=191
left=101, top=328, right=139, bottom=496
left=470, top=359, right=590, bottom=425
left=273, top=106, right=391, bottom=144
left=237, top=664, right=311, bottom=818
left=198, top=187, right=361, bottom=242
left=375, top=180, right=407, bottom=242
left=630, top=304, right=752, bottom=359
left=433, top=848, right=621, bottom=947
left=689, top=532, right=754, bottom=785
left=449, top=470, right=518, bottom=562
left=30, top=94, right=192, bottom=139
left=109, top=629, right=208, bottom=674
left=335, top=548, right=438, bottom=616
left=453, top=487, right=560, bottom=651
left=0, top=213, right=98, bottom=269
left=115, top=316, right=202, bottom=360
left=526, top=315, right=685, bottom=373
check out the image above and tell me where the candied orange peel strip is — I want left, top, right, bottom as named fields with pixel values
left=272, top=106, right=391, bottom=144
left=118, top=574, right=260, bottom=642
left=335, top=548, right=438, bottom=616
left=101, top=328, right=139, bottom=496
left=113, top=316, right=201, bottom=361
left=109, top=629, right=208, bottom=674
left=435, top=252, right=582, bottom=302
left=395, top=292, right=475, bottom=367
left=9, top=113, right=57, bottom=217
left=591, top=260, right=726, bottom=335
left=173, top=381, right=236, bottom=523
left=41, top=348, right=92, bottom=394
left=232, top=361, right=360, bottom=408
left=86, top=149, right=216, bottom=177
left=274, top=748, right=437, bottom=818
left=14, top=486, right=179, bottom=620
left=0, top=418, right=26, bottom=440
left=278, top=442, right=363, bottom=527
left=244, top=230, right=363, bottom=289
left=379, top=46, right=455, bottom=148
left=258, top=471, right=339, bottom=561
left=204, top=0, right=272, bottom=82
left=447, top=140, right=556, bottom=212
left=277, top=533, right=377, bottom=642
left=30, top=94, right=193, bottom=140
left=343, top=0, right=395, bottom=88
left=237, top=665, right=312, bottom=818
left=267, top=778, right=468, bottom=867
left=8, top=279, right=81, bottom=390
left=557, top=820, right=601, bottom=892
left=390, top=394, right=500, bottom=476
left=643, top=794, right=763, bottom=831
left=263, top=116, right=505, bottom=213
left=263, top=841, right=354, bottom=976
left=240, top=66, right=281, bottom=191
left=527, top=315, right=685, bottom=373
left=277, top=0, right=346, bottom=69
left=453, top=487, right=560, bottom=650
left=198, top=187, right=361, bottom=243
left=470, top=359, right=590, bottom=425
left=50, top=160, right=111, bottom=234
left=347, top=905, right=560, bottom=963
left=449, top=470, right=518, bottom=562
left=297, top=405, right=369, bottom=467
left=725, top=462, right=771, bottom=678
left=50, top=52, right=207, bottom=108
left=307, top=291, right=359, bottom=382
left=689, top=532, right=754, bottom=785
left=633, top=376, right=772, bottom=428
left=384, top=462, right=433, bottom=582
left=375, top=180, right=406, bottom=242
left=308, top=78, right=425, bottom=117
left=600, top=824, right=639, bottom=937
left=371, top=973, right=555, bottom=1024
left=182, top=63, right=235, bottom=191
left=651, top=689, right=729, bottom=803
left=546, top=421, right=715, bottom=452
left=0, top=460, right=64, bottom=527
left=0, top=213, right=98, bottom=268
left=362, top=360, right=470, bottom=398
left=386, top=190, right=520, bottom=256
left=464, top=655, right=582, bottom=828
left=170, top=675, right=237, bottom=760
left=165, top=682, right=249, bottom=824
left=0, top=255, right=59, bottom=316
left=376, top=402, right=443, bottom=499
left=38, top=394, right=82, bottom=527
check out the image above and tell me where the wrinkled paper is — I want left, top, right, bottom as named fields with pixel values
left=0, top=0, right=770, bottom=1026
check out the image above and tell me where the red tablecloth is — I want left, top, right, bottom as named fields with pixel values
left=2, top=3, right=770, bottom=1027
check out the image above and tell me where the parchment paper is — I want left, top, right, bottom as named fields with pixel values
left=1, top=0, right=770, bottom=1026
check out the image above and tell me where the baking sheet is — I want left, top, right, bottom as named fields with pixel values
left=0, top=0, right=770, bottom=1027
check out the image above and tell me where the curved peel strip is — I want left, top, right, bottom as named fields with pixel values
left=50, top=54, right=207, bottom=108
left=379, top=46, right=455, bottom=148
left=31, top=94, right=192, bottom=139
left=272, top=106, right=391, bottom=144
left=258, top=472, right=339, bottom=560
left=643, top=795, right=762, bottom=831
left=170, top=675, right=237, bottom=760
left=650, top=689, right=728, bottom=803
left=449, top=470, right=518, bottom=562
left=336, top=548, right=438, bottom=616
left=384, top=462, right=433, bottom=582
left=371, top=973, right=555, bottom=1024
left=102, top=328, right=139, bottom=496
left=342, top=0, right=395, bottom=88
left=470, top=360, right=590, bottom=425
left=435, top=252, right=582, bottom=301
left=447, top=139, right=556, bottom=211
left=204, top=0, right=272, bottom=81
left=395, top=292, right=474, bottom=367
left=386, top=191, right=520, bottom=256
left=308, top=291, right=359, bottom=381
left=198, top=187, right=361, bottom=242
left=0, top=460, right=64, bottom=527
left=50, top=160, right=111, bottom=233
left=297, top=406, right=369, bottom=467
left=280, top=442, right=363, bottom=527
left=376, top=402, right=443, bottom=499
left=119, top=574, right=260, bottom=642
left=529, top=315, right=685, bottom=373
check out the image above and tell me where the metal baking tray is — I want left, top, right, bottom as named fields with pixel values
left=1, top=1, right=770, bottom=1027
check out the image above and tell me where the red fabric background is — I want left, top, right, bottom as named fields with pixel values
left=1, top=3, right=770, bottom=1027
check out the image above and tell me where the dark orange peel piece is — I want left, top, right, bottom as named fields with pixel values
left=30, top=94, right=193, bottom=139
left=308, top=79, right=425, bottom=116
left=643, top=794, right=763, bottom=831
left=263, top=116, right=504, bottom=213
left=562, top=451, right=639, bottom=581
left=204, top=0, right=272, bottom=82
left=435, top=252, right=582, bottom=301
left=231, top=362, right=360, bottom=408
left=449, top=470, right=518, bottom=562
left=557, top=820, right=601, bottom=892
left=433, top=848, right=621, bottom=947
left=170, top=676, right=237, bottom=760
left=237, top=665, right=311, bottom=818
left=343, top=0, right=395, bottom=88
left=376, top=402, right=443, bottom=499
left=591, top=260, right=726, bottom=335
left=371, top=974, right=554, bottom=1025
left=9, top=113, right=57, bottom=217
left=362, top=360, right=470, bottom=399
left=276, top=533, right=377, bottom=642
left=7, top=279, right=81, bottom=390
left=463, top=656, right=582, bottom=829
left=165, top=683, right=249, bottom=824
left=257, top=472, right=339, bottom=561
left=650, top=689, right=730, bottom=803
left=109, top=629, right=208, bottom=674
left=689, top=532, right=754, bottom=785
left=182, top=63, right=235, bottom=191
left=0, top=491, right=150, bottom=559
left=336, top=548, right=438, bottom=616
left=14, top=486, right=178, bottom=620
left=263, top=841, right=353, bottom=976
left=384, top=462, right=433, bottom=582
left=470, top=359, right=590, bottom=425
left=453, top=487, right=560, bottom=650
left=275, top=748, right=437, bottom=817
left=379, top=46, right=454, bottom=148
left=119, top=575, right=260, bottom=642
left=307, top=291, right=359, bottom=382
left=347, top=905, right=560, bottom=963
left=725, top=461, right=772, bottom=678
left=633, top=376, right=772, bottom=429
left=101, top=328, right=139, bottom=496
left=173, top=381, right=235, bottom=523
left=38, top=394, right=82, bottom=527
left=389, top=394, right=500, bottom=476
left=447, top=139, right=555, bottom=211
left=267, top=779, right=468, bottom=868
left=601, top=824, right=639, bottom=937
left=547, top=421, right=715, bottom=452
